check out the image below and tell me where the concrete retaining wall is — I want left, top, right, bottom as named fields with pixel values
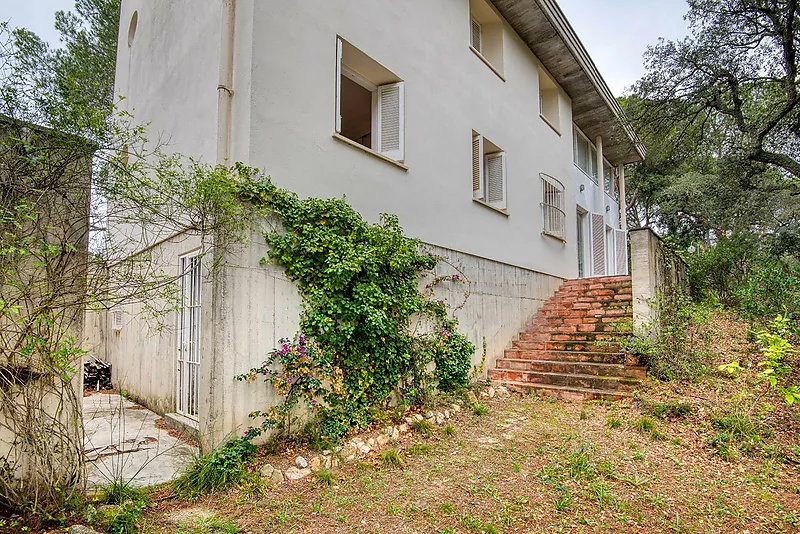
left=629, top=227, right=689, bottom=329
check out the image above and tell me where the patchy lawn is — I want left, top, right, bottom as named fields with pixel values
left=23, top=312, right=800, bottom=533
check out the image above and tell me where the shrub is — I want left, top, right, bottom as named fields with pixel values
left=172, top=438, right=256, bottom=498
left=472, top=403, right=488, bottom=416
left=737, top=265, right=800, bottom=322
left=607, top=417, right=622, bottom=429
left=313, top=468, right=337, bottom=486
left=709, top=406, right=764, bottom=460
left=410, top=419, right=434, bottom=436
left=625, top=291, right=711, bottom=381
left=379, top=448, right=405, bottom=468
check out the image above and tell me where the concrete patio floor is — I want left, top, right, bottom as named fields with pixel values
left=83, top=393, right=198, bottom=489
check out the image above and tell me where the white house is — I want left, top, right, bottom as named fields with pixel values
left=93, top=0, right=644, bottom=448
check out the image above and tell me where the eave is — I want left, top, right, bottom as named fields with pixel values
left=492, top=0, right=646, bottom=165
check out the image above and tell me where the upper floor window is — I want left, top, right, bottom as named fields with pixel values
left=472, top=131, right=507, bottom=211
left=604, top=160, right=619, bottom=200
left=573, top=126, right=598, bottom=182
left=469, top=0, right=505, bottom=78
left=335, top=37, right=405, bottom=162
left=539, top=68, right=560, bottom=133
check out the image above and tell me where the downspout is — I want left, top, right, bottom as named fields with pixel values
left=618, top=164, right=627, bottom=233
left=216, top=0, right=235, bottom=164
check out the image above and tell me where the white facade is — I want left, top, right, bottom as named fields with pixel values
left=98, top=0, right=644, bottom=448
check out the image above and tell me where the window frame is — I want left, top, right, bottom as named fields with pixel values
left=540, top=173, right=566, bottom=241
left=472, top=132, right=508, bottom=213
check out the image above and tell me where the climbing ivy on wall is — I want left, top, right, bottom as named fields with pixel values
left=233, top=171, right=475, bottom=439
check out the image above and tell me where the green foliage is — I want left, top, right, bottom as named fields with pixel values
left=312, top=468, right=337, bottom=487
left=633, top=416, right=656, bottom=435
left=686, top=234, right=758, bottom=306
left=234, top=177, right=473, bottom=440
left=625, top=291, right=711, bottom=381
left=176, top=518, right=240, bottom=534
left=172, top=438, right=256, bottom=498
left=406, top=443, right=431, bottom=456
left=472, top=403, right=488, bottom=416
left=709, top=406, right=764, bottom=460
left=99, top=482, right=147, bottom=507
left=442, top=424, right=456, bottom=437
left=737, top=266, right=800, bottom=321
left=607, top=417, right=622, bottom=429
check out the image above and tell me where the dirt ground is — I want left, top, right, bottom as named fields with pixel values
left=15, top=312, right=800, bottom=533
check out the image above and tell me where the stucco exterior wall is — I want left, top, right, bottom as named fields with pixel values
left=116, top=0, right=586, bottom=281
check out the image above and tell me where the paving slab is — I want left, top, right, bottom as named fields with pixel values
left=83, top=393, right=198, bottom=489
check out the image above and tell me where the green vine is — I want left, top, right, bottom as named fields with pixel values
left=233, top=173, right=474, bottom=439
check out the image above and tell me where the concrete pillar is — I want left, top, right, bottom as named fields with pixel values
left=595, top=136, right=605, bottom=211
left=618, top=164, right=627, bottom=232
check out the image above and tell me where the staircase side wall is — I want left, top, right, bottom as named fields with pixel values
left=424, top=244, right=565, bottom=375
left=629, top=227, right=689, bottom=330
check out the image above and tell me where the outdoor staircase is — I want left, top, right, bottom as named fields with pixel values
left=488, top=275, right=643, bottom=400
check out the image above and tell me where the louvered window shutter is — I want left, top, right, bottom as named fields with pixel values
left=472, top=134, right=484, bottom=200
left=485, top=152, right=506, bottom=209
left=376, top=82, right=405, bottom=161
left=335, top=38, right=343, bottom=133
left=591, top=213, right=606, bottom=276
left=615, top=229, right=628, bottom=275
left=471, top=19, right=482, bottom=53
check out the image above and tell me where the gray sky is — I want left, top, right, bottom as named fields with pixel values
left=1, top=0, right=691, bottom=96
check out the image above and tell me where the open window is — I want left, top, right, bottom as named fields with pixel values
left=573, top=126, right=598, bottom=182
left=335, top=37, right=405, bottom=161
left=469, top=0, right=504, bottom=77
left=472, top=131, right=507, bottom=210
left=539, top=68, right=560, bottom=133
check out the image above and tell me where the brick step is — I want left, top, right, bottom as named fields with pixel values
left=494, top=358, right=646, bottom=379
left=493, top=380, right=631, bottom=401
left=523, top=324, right=632, bottom=334
left=519, top=331, right=631, bottom=342
left=487, top=368, right=641, bottom=391
left=504, top=349, right=629, bottom=364
left=561, top=276, right=632, bottom=287
left=539, top=308, right=632, bottom=319
left=511, top=340, right=623, bottom=352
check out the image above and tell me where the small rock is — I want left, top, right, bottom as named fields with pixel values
left=444, top=409, right=450, bottom=418
left=284, top=466, right=312, bottom=480
left=367, top=438, right=376, bottom=448
left=399, top=423, right=409, bottom=433
left=69, top=527, right=103, bottom=534
left=295, top=456, right=309, bottom=469
left=487, top=386, right=496, bottom=398
left=310, top=456, right=322, bottom=472
left=377, top=434, right=389, bottom=446
left=357, top=443, right=371, bottom=455
left=425, top=411, right=435, bottom=419
left=467, top=392, right=478, bottom=403
left=404, top=416, right=415, bottom=424
left=391, top=427, right=400, bottom=440
left=259, top=463, right=276, bottom=478
left=451, top=404, right=462, bottom=413
left=497, top=385, right=510, bottom=397
left=384, top=426, right=394, bottom=436
left=414, top=414, right=424, bottom=421
left=322, top=449, right=331, bottom=456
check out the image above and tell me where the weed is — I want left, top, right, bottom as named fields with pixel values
left=172, top=438, right=256, bottom=498
left=177, top=517, right=240, bottom=534
left=554, top=490, right=574, bottom=511
left=473, top=403, right=488, bottom=416
left=379, top=447, right=405, bottom=468
left=649, top=400, right=692, bottom=419
left=313, top=468, right=337, bottom=486
left=590, top=481, right=613, bottom=505
left=633, top=452, right=644, bottom=461
left=607, top=417, right=622, bottom=429
left=633, top=416, right=656, bottom=434
left=406, top=443, right=431, bottom=456
left=440, top=502, right=455, bottom=514
left=99, top=482, right=148, bottom=507
left=442, top=424, right=456, bottom=437
left=411, top=419, right=435, bottom=436
left=709, top=406, right=764, bottom=459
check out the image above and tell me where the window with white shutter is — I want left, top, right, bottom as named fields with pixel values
left=541, top=174, right=566, bottom=240
left=335, top=37, right=405, bottom=162
left=471, top=131, right=506, bottom=211
left=469, top=0, right=504, bottom=76
left=112, top=309, right=124, bottom=332
left=591, top=213, right=606, bottom=276
left=470, top=19, right=483, bottom=53
left=614, top=229, right=628, bottom=275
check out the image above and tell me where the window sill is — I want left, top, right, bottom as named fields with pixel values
left=542, top=230, right=566, bottom=243
left=332, top=133, right=409, bottom=172
left=469, top=46, right=506, bottom=82
left=540, top=114, right=561, bottom=136
left=473, top=197, right=509, bottom=216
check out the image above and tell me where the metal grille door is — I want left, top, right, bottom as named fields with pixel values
left=177, top=253, right=201, bottom=419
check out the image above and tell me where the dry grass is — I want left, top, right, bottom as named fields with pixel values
left=24, top=312, right=800, bottom=532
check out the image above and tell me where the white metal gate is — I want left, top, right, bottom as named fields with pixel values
left=177, top=252, right=201, bottom=419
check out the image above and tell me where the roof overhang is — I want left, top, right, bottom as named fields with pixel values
left=492, top=0, right=645, bottom=165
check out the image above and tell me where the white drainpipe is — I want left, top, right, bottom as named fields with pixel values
left=595, top=135, right=605, bottom=214
left=216, top=0, right=236, bottom=164
left=618, top=164, right=627, bottom=233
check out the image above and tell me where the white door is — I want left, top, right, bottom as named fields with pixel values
left=177, top=252, right=201, bottom=419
